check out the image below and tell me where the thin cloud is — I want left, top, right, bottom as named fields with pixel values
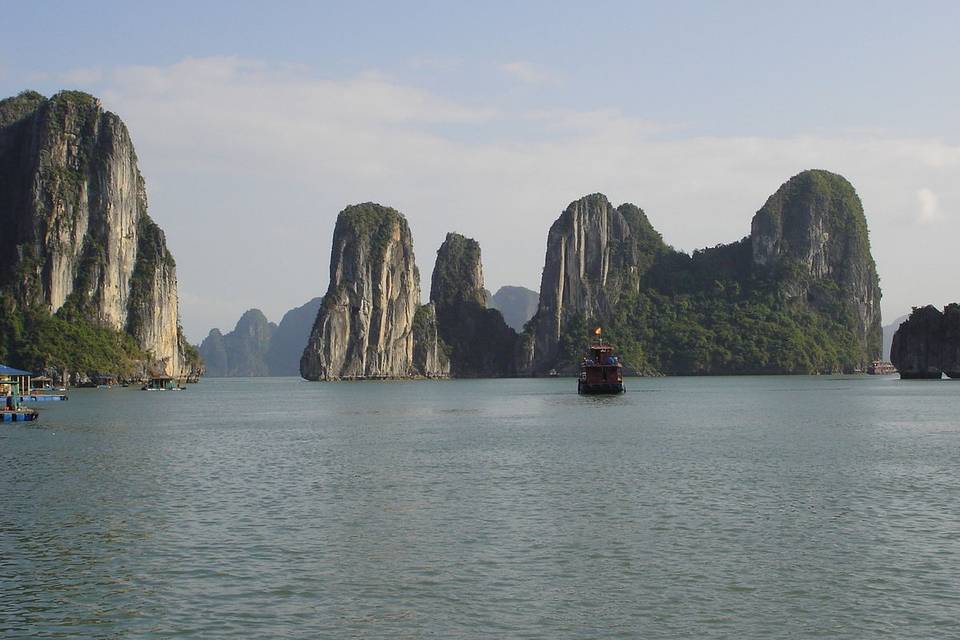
left=501, top=61, right=562, bottom=86
left=916, top=188, right=943, bottom=224
left=40, top=57, right=960, bottom=340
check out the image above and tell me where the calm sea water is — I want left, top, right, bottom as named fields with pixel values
left=1, top=376, right=959, bottom=638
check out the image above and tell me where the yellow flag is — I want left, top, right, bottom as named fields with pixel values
left=594, top=327, right=602, bottom=336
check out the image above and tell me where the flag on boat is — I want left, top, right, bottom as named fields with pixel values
left=594, top=327, right=602, bottom=336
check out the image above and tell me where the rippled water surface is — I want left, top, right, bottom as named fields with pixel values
left=2, top=376, right=959, bottom=638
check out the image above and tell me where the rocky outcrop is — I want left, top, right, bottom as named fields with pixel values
left=751, top=170, right=882, bottom=364
left=0, top=90, right=190, bottom=376
left=198, top=309, right=275, bottom=377
left=431, top=233, right=517, bottom=377
left=265, top=297, right=323, bottom=376
left=488, top=285, right=539, bottom=332
left=300, top=204, right=422, bottom=380
left=942, top=304, right=960, bottom=379
left=524, top=194, right=666, bottom=372
left=891, top=304, right=960, bottom=379
left=891, top=306, right=945, bottom=379
left=522, top=171, right=883, bottom=375
left=412, top=303, right=450, bottom=378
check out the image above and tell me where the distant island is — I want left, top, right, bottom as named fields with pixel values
left=198, top=298, right=322, bottom=377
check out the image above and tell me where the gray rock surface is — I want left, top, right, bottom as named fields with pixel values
left=523, top=194, right=665, bottom=372
left=430, top=233, right=517, bottom=377
left=0, top=90, right=191, bottom=376
left=412, top=303, right=450, bottom=378
left=300, top=203, right=422, bottom=380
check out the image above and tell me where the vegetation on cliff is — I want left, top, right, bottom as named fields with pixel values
left=431, top=233, right=517, bottom=377
left=0, top=294, right=147, bottom=376
left=532, top=170, right=882, bottom=375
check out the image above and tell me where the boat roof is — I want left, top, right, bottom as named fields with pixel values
left=0, top=364, right=32, bottom=376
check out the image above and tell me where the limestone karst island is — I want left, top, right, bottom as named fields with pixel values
left=4, top=4, right=960, bottom=638
left=2, top=89, right=955, bottom=387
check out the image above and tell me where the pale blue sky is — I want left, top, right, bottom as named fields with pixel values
left=2, top=1, right=958, bottom=339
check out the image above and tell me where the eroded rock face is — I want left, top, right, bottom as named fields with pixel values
left=890, top=305, right=944, bottom=379
left=524, top=194, right=665, bottom=372
left=0, top=90, right=190, bottom=376
left=942, top=304, right=960, bottom=379
left=412, top=303, right=450, bottom=378
left=751, top=170, right=882, bottom=363
left=430, top=233, right=516, bottom=377
left=300, top=204, right=421, bottom=380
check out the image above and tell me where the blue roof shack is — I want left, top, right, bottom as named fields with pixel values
left=0, top=364, right=33, bottom=391
left=0, top=364, right=32, bottom=401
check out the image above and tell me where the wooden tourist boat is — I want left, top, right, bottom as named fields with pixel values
left=578, top=329, right=625, bottom=395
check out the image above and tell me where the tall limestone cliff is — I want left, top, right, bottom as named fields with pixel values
left=0, top=90, right=194, bottom=377
left=523, top=194, right=666, bottom=371
left=750, top=170, right=882, bottom=365
left=300, top=203, right=446, bottom=380
left=412, top=302, right=450, bottom=378
left=523, top=170, right=883, bottom=375
left=430, top=233, right=517, bottom=377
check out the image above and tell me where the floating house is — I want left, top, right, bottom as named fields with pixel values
left=0, top=365, right=39, bottom=421
left=0, top=364, right=32, bottom=397
left=91, top=374, right=118, bottom=388
left=142, top=375, right=185, bottom=391
left=25, top=375, right=68, bottom=401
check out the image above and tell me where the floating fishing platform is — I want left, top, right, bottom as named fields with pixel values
left=142, top=375, right=186, bottom=391
left=8, top=393, right=68, bottom=402
left=0, top=367, right=40, bottom=422
left=1, top=408, right=38, bottom=422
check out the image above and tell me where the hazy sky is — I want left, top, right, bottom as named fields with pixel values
left=2, top=1, right=957, bottom=341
